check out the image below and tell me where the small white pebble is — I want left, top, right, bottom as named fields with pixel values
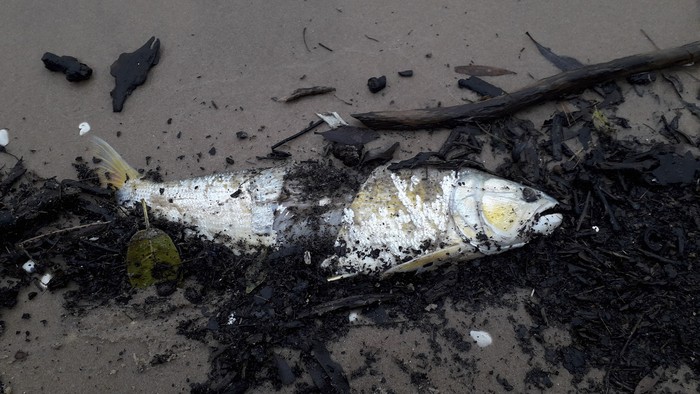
left=592, top=225, right=600, bottom=233
left=0, top=128, right=8, bottom=146
left=316, top=112, right=348, bottom=129
left=348, top=312, right=359, bottom=323
left=470, top=330, right=493, bottom=348
left=79, top=122, right=91, bottom=136
left=22, top=260, right=36, bottom=274
left=39, top=273, right=53, bottom=289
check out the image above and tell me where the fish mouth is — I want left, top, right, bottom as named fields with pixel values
left=532, top=207, right=563, bottom=235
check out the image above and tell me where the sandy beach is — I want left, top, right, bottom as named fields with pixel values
left=1, top=1, right=699, bottom=393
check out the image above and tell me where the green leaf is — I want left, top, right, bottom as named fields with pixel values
left=126, top=227, right=182, bottom=288
left=592, top=107, right=614, bottom=134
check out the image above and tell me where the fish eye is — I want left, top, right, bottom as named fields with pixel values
left=522, top=187, right=539, bottom=202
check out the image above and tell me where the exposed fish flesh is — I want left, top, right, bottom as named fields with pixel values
left=92, top=137, right=563, bottom=278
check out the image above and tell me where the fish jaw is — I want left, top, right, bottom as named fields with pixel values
left=531, top=211, right=563, bottom=236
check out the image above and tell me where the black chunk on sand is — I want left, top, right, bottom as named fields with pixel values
left=367, top=75, right=386, bottom=93
left=41, top=52, right=93, bottom=82
left=110, top=36, right=161, bottom=112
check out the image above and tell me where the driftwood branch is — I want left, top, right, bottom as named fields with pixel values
left=353, top=41, right=700, bottom=130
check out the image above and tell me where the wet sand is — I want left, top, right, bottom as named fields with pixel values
left=1, top=1, right=699, bottom=393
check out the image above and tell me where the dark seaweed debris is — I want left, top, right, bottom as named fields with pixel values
left=272, top=86, right=336, bottom=103
left=454, top=64, right=516, bottom=77
left=318, top=126, right=379, bottom=146
left=525, top=32, right=623, bottom=107
left=457, top=76, right=506, bottom=98
left=1, top=87, right=700, bottom=393
left=110, top=36, right=161, bottom=112
left=427, top=87, right=700, bottom=392
left=525, top=32, right=583, bottom=72
left=367, top=76, right=387, bottom=93
left=41, top=52, right=93, bottom=82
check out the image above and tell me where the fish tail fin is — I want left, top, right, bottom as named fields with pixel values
left=91, top=136, right=140, bottom=189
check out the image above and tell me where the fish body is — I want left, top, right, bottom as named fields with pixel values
left=92, top=137, right=562, bottom=277
left=323, top=165, right=562, bottom=278
left=118, top=168, right=287, bottom=250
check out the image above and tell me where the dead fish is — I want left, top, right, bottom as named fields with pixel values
left=92, top=137, right=562, bottom=278
left=323, top=166, right=562, bottom=279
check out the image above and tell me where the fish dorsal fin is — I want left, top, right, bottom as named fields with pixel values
left=380, top=245, right=478, bottom=278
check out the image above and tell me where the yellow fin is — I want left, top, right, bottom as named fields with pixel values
left=91, top=136, right=140, bottom=189
left=380, top=245, right=469, bottom=279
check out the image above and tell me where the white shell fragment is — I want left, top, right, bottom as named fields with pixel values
left=39, top=273, right=53, bottom=289
left=22, top=260, right=37, bottom=274
left=316, top=112, right=348, bottom=129
left=0, top=128, right=8, bottom=146
left=470, top=330, right=493, bottom=348
left=348, top=312, right=359, bottom=323
left=79, top=122, right=91, bottom=136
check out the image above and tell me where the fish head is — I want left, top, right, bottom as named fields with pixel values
left=451, top=169, right=562, bottom=254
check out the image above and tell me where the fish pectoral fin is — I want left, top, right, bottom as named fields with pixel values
left=322, top=255, right=359, bottom=282
left=380, top=245, right=465, bottom=279
left=326, top=272, right=359, bottom=282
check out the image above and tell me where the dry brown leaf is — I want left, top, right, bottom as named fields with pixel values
left=454, top=65, right=516, bottom=76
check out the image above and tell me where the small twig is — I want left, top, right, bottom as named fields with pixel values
left=574, top=285, right=605, bottom=297
left=0, top=148, right=20, bottom=161
left=318, top=42, right=333, bottom=52
left=539, top=306, right=549, bottom=326
left=141, top=199, right=150, bottom=228
left=575, top=191, right=591, bottom=232
left=619, top=313, right=646, bottom=358
left=272, top=86, right=336, bottom=103
left=302, top=27, right=310, bottom=52
left=474, top=122, right=510, bottom=146
left=594, top=185, right=621, bottom=231
left=333, top=94, right=353, bottom=106
left=637, top=248, right=680, bottom=265
left=640, top=29, right=660, bottom=50
left=364, top=34, right=379, bottom=42
left=604, top=306, right=658, bottom=393
left=270, top=119, right=324, bottom=151
left=18, top=221, right=111, bottom=246
left=599, top=314, right=613, bottom=336
left=598, top=248, right=631, bottom=260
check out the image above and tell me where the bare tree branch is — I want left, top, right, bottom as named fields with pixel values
left=353, top=41, right=700, bottom=130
